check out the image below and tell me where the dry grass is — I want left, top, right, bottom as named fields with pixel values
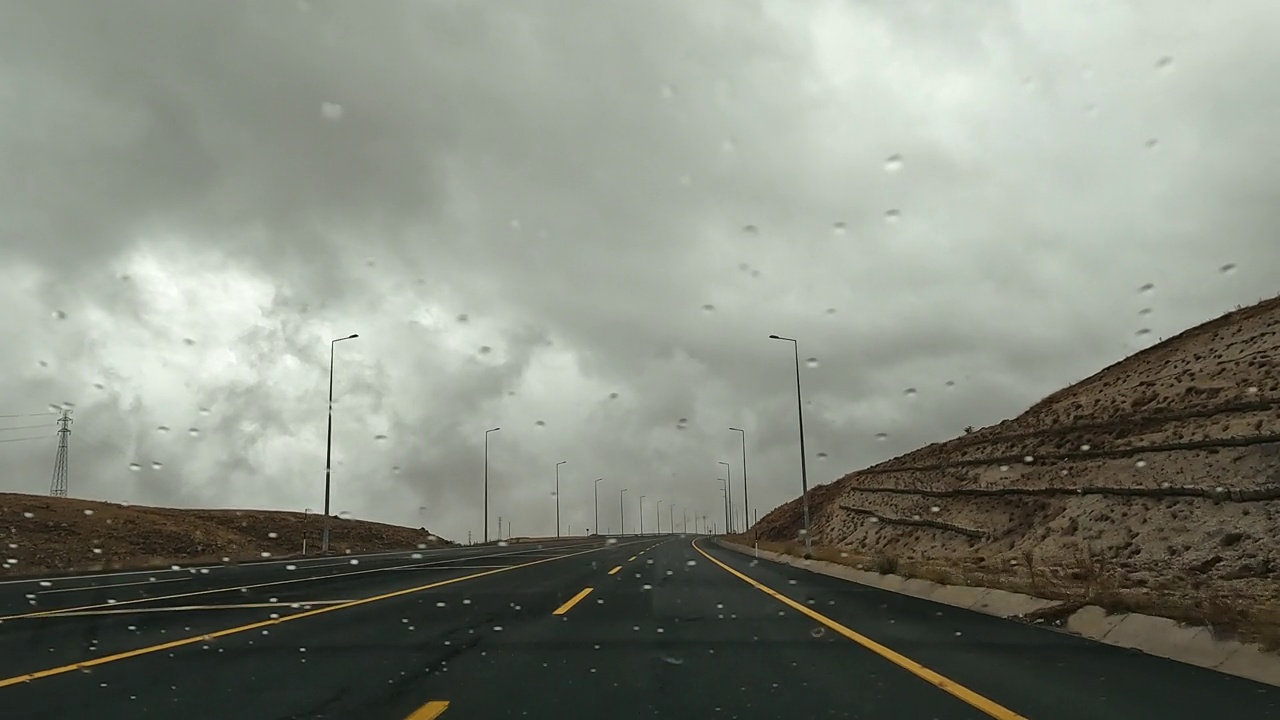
left=0, top=493, right=453, bottom=576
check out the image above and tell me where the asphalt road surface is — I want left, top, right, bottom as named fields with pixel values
left=0, top=536, right=1276, bottom=719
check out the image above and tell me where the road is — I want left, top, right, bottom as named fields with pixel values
left=0, top=536, right=1276, bottom=719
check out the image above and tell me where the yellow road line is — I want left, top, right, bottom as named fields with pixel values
left=0, top=544, right=572, bottom=622
left=551, top=587, right=594, bottom=616
left=627, top=555, right=637, bottom=562
left=0, top=546, right=605, bottom=689
left=607, top=566, right=621, bottom=575
left=406, top=700, right=450, bottom=719
left=690, top=540, right=1028, bottom=720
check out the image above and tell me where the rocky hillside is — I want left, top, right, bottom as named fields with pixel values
left=0, top=493, right=453, bottom=576
left=753, top=295, right=1280, bottom=646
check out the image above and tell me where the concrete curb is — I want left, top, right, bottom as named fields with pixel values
left=716, top=539, right=1280, bottom=688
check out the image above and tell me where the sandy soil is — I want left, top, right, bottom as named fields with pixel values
left=753, top=295, right=1280, bottom=647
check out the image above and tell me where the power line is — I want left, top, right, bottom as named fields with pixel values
left=0, top=436, right=48, bottom=444
left=0, top=412, right=57, bottom=419
left=0, top=424, right=51, bottom=432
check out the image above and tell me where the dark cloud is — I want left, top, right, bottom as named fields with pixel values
left=1, top=1, right=1278, bottom=541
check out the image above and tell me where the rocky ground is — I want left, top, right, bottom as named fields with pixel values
left=0, top=493, right=453, bottom=576
left=751, top=294, right=1280, bottom=648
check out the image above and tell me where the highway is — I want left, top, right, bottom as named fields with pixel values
left=0, top=536, right=1276, bottom=719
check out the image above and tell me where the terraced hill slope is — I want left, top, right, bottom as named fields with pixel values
left=752, top=295, right=1280, bottom=646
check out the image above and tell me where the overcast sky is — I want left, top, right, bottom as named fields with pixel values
left=1, top=0, right=1277, bottom=543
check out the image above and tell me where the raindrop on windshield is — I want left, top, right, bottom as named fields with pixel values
left=321, top=101, right=344, bottom=120
left=903, top=388, right=918, bottom=397
left=884, top=154, right=904, bottom=172
left=805, top=357, right=819, bottom=368
left=884, top=209, right=901, bottom=223
left=1220, top=263, right=1237, bottom=275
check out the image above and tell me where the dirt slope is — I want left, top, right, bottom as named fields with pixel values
left=0, top=493, right=453, bottom=576
left=752, top=295, right=1280, bottom=647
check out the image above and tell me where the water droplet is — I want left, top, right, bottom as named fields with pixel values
left=929, top=506, right=940, bottom=513
left=182, top=338, right=196, bottom=346
left=93, top=382, right=105, bottom=390
left=260, top=552, right=271, bottom=558
left=721, top=138, right=737, bottom=153
left=1136, top=328, right=1151, bottom=336
left=1155, top=56, right=1173, bottom=70
left=700, top=304, right=716, bottom=313
left=338, top=510, right=353, bottom=520
left=187, top=427, right=201, bottom=438
left=884, top=154, right=903, bottom=172
left=82, top=509, right=94, bottom=516
left=497, top=541, right=508, bottom=548
left=832, top=222, right=847, bottom=235
left=374, top=434, right=388, bottom=441
left=903, top=388, right=918, bottom=397
left=1145, top=138, right=1159, bottom=150
left=824, top=308, right=836, bottom=315
left=478, top=346, right=492, bottom=355
left=267, top=532, right=278, bottom=539
left=1220, top=263, right=1237, bottom=275
left=285, top=564, right=297, bottom=571
left=874, top=432, right=888, bottom=441
left=320, top=101, right=344, bottom=120
left=1138, top=283, right=1155, bottom=294
left=810, top=626, right=826, bottom=638
left=685, top=560, right=697, bottom=567
left=128, top=463, right=142, bottom=472
left=1023, top=455, right=1035, bottom=463
left=1135, top=460, right=1148, bottom=468
left=348, top=559, right=359, bottom=565
left=52, top=310, right=67, bottom=320
left=198, top=407, right=212, bottom=416
left=608, top=392, right=619, bottom=400
left=456, top=314, right=469, bottom=323
left=22, top=512, right=34, bottom=519
left=660, top=83, right=677, bottom=99
left=742, top=224, right=758, bottom=235
left=816, top=452, right=828, bottom=460
left=805, top=357, right=818, bottom=368
left=1080, top=444, right=1092, bottom=451
left=884, top=209, right=901, bottom=223
left=999, top=465, right=1011, bottom=472
left=151, top=461, right=164, bottom=470
left=535, top=420, right=546, bottom=427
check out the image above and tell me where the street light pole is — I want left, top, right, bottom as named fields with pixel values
left=655, top=500, right=661, bottom=535
left=620, top=488, right=627, bottom=536
left=593, top=478, right=602, bottom=536
left=322, top=333, right=359, bottom=554
left=730, top=427, right=749, bottom=531
left=769, top=334, right=813, bottom=558
left=718, top=461, right=733, bottom=533
left=555, top=460, right=567, bottom=537
left=484, top=427, right=501, bottom=543
left=719, top=484, right=728, bottom=535
left=669, top=504, right=674, bottom=535
left=639, top=496, right=646, bottom=536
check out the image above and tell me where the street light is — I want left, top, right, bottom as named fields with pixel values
left=730, top=427, right=749, bottom=532
left=593, top=478, right=603, bottom=536
left=322, top=332, right=359, bottom=554
left=769, top=333, right=813, bottom=558
left=719, top=483, right=728, bottom=535
left=639, top=495, right=646, bottom=536
left=620, top=488, right=628, bottom=536
left=555, top=460, right=567, bottom=537
left=718, top=461, right=733, bottom=534
left=484, top=427, right=501, bottom=543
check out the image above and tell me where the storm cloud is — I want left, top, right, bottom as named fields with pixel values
left=1, top=0, right=1277, bottom=541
